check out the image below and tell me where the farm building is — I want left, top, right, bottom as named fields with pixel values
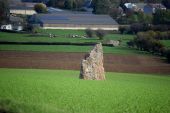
left=31, top=13, right=119, bottom=30
left=10, top=3, right=37, bottom=15
left=124, top=3, right=146, bottom=12
left=144, top=3, right=166, bottom=14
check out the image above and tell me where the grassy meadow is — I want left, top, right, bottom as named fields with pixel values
left=0, top=30, right=169, bottom=55
left=0, top=44, right=150, bottom=55
left=161, top=40, right=170, bottom=48
left=0, top=68, right=170, bottom=113
left=0, top=30, right=133, bottom=43
left=0, top=29, right=169, bottom=113
left=0, top=30, right=151, bottom=55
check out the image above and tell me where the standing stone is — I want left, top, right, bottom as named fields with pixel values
left=80, top=43, right=105, bottom=80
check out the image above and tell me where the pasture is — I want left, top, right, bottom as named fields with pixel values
left=0, top=30, right=133, bottom=43
left=0, top=44, right=150, bottom=55
left=161, top=40, right=170, bottom=48
left=0, top=68, right=170, bottom=113
left=0, top=29, right=170, bottom=113
left=0, top=30, right=150, bottom=55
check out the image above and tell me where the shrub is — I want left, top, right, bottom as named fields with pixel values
left=85, top=29, right=94, bottom=38
left=32, top=27, right=41, bottom=34
left=27, top=24, right=41, bottom=34
left=165, top=49, right=170, bottom=63
left=34, top=3, right=47, bottom=13
left=96, top=29, right=106, bottom=40
left=127, top=40, right=135, bottom=48
left=130, top=23, right=144, bottom=34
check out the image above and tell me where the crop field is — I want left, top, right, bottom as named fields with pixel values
left=0, top=68, right=170, bottom=113
left=0, top=51, right=169, bottom=74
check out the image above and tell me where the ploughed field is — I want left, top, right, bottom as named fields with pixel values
left=0, top=68, right=170, bottom=113
left=0, top=51, right=170, bottom=74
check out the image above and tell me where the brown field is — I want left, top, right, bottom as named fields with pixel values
left=0, top=51, right=170, bottom=75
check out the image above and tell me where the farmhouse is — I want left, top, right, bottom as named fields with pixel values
left=123, top=3, right=166, bottom=14
left=126, top=3, right=146, bottom=12
left=10, top=3, right=37, bottom=15
left=31, top=13, right=119, bottom=30
left=144, top=3, right=166, bottom=14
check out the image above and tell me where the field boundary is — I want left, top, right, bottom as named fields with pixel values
left=0, top=41, right=114, bottom=47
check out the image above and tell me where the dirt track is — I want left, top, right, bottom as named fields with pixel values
left=0, top=51, right=170, bottom=75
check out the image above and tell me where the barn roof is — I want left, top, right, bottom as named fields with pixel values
left=35, top=13, right=118, bottom=25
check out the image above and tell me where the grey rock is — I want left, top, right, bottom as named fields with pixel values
left=80, top=43, right=105, bottom=80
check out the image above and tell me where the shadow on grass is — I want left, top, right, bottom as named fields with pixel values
left=0, top=99, right=20, bottom=113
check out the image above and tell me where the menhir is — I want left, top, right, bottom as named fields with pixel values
left=80, top=43, right=105, bottom=80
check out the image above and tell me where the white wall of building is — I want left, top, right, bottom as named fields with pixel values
left=10, top=9, right=36, bottom=15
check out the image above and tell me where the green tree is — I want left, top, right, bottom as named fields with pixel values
left=127, top=12, right=153, bottom=24
left=34, top=3, right=47, bottom=13
left=96, top=29, right=106, bottom=40
left=93, top=0, right=120, bottom=14
left=64, top=0, right=74, bottom=9
left=153, top=9, right=170, bottom=24
left=47, top=0, right=57, bottom=7
left=0, top=0, right=9, bottom=24
left=47, top=0, right=85, bottom=10
left=162, top=0, right=170, bottom=9
left=147, top=0, right=162, bottom=3
left=85, top=29, right=94, bottom=38
left=93, top=0, right=111, bottom=14
left=165, top=49, right=170, bottom=62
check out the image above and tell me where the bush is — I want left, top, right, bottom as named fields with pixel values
left=130, top=23, right=143, bottom=34
left=34, top=3, right=47, bottom=13
left=96, top=30, right=106, bottom=40
left=85, top=29, right=94, bottom=38
left=32, top=27, right=41, bottom=34
left=165, top=49, right=170, bottom=63
left=26, top=24, right=41, bottom=33
left=119, top=26, right=131, bottom=34
left=127, top=40, right=135, bottom=48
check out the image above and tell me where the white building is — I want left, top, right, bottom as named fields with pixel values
left=10, top=7, right=36, bottom=15
left=1, top=25, right=13, bottom=30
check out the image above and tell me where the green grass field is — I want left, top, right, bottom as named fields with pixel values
left=0, top=30, right=133, bottom=44
left=0, top=44, right=150, bottom=55
left=161, top=40, right=170, bottom=48
left=0, top=30, right=151, bottom=55
left=0, top=68, right=170, bottom=113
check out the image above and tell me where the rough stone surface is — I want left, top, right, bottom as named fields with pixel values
left=80, top=43, right=105, bottom=80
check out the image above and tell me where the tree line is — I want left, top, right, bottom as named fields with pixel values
left=127, top=31, right=170, bottom=62
left=0, top=0, right=9, bottom=25
left=47, top=0, right=85, bottom=10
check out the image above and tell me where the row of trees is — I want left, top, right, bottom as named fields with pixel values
left=92, top=0, right=119, bottom=14
left=119, top=23, right=170, bottom=34
left=47, top=0, right=85, bottom=10
left=118, top=8, right=170, bottom=24
left=140, top=30, right=170, bottom=40
left=117, top=11, right=153, bottom=24
left=0, top=0, right=9, bottom=25
left=153, top=9, right=170, bottom=24
left=85, top=29, right=107, bottom=40
left=92, top=0, right=170, bottom=15
left=127, top=31, right=170, bottom=62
